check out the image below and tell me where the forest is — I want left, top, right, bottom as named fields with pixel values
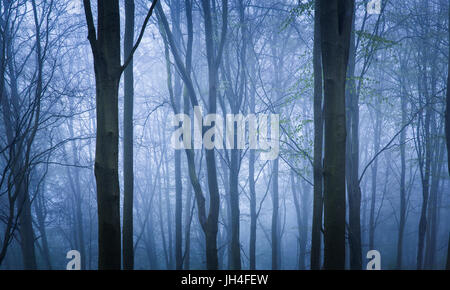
left=0, top=0, right=449, bottom=270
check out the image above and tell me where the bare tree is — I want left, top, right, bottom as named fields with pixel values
left=82, top=0, right=157, bottom=269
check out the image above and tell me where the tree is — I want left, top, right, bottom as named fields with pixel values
left=446, top=1, right=450, bottom=271
left=123, top=0, right=135, bottom=270
left=311, top=0, right=323, bottom=270
left=396, top=56, right=409, bottom=269
left=156, top=0, right=228, bottom=269
left=319, top=0, right=354, bottom=270
left=446, top=0, right=450, bottom=183
left=345, top=7, right=362, bottom=270
left=82, top=0, right=157, bottom=269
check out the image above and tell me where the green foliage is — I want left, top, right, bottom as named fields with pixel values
left=355, top=29, right=398, bottom=51
left=280, top=0, right=314, bottom=31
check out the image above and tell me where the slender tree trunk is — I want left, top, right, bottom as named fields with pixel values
left=229, top=144, right=241, bottom=269
left=34, top=191, right=52, bottom=269
left=444, top=2, right=450, bottom=271
left=291, top=171, right=305, bottom=269
left=320, top=0, right=354, bottom=270
left=424, top=127, right=445, bottom=269
left=271, top=158, right=279, bottom=270
left=249, top=74, right=257, bottom=269
left=201, top=0, right=227, bottom=270
left=396, top=77, right=408, bottom=269
left=123, top=0, right=135, bottom=270
left=417, top=88, right=432, bottom=271
left=346, top=10, right=362, bottom=270
left=345, top=11, right=362, bottom=270
left=67, top=114, right=86, bottom=270
left=156, top=0, right=226, bottom=270
left=165, top=157, right=175, bottom=269
left=170, top=0, right=184, bottom=270
left=311, top=0, right=323, bottom=270
left=416, top=3, right=432, bottom=270
left=300, top=182, right=310, bottom=269
left=184, top=183, right=193, bottom=269
left=369, top=102, right=381, bottom=250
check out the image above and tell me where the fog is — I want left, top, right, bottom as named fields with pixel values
left=0, top=0, right=449, bottom=270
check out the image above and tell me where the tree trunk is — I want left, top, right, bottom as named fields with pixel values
left=67, top=114, right=87, bottom=269
left=184, top=182, right=193, bottom=269
left=229, top=144, right=241, bottom=269
left=34, top=189, right=52, bottom=269
left=291, top=171, right=307, bottom=269
left=249, top=66, right=257, bottom=269
left=311, top=0, right=323, bottom=270
left=396, top=74, right=408, bottom=269
left=169, top=0, right=184, bottom=270
left=445, top=1, right=450, bottom=271
left=84, top=0, right=123, bottom=269
left=345, top=10, right=362, bottom=270
left=83, top=0, right=157, bottom=269
left=320, top=0, right=354, bottom=270
left=200, top=0, right=227, bottom=270
left=156, top=0, right=226, bottom=270
left=271, top=158, right=279, bottom=269
left=424, top=126, right=445, bottom=269
left=369, top=101, right=381, bottom=250
left=123, top=0, right=135, bottom=270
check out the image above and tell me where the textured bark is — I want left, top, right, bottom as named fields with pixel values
left=311, top=0, right=323, bottom=270
left=320, top=0, right=354, bottom=270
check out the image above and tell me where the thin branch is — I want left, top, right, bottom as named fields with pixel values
left=121, top=0, right=158, bottom=73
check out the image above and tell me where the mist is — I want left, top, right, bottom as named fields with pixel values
left=0, top=0, right=449, bottom=271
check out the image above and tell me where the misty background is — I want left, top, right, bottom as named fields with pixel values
left=0, top=0, right=449, bottom=270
